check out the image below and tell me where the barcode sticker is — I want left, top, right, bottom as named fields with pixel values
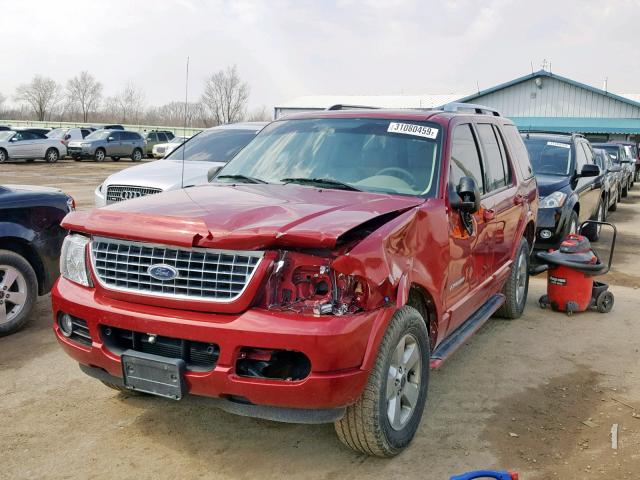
left=388, top=122, right=438, bottom=139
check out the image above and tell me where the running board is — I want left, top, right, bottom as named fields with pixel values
left=430, top=293, right=505, bottom=369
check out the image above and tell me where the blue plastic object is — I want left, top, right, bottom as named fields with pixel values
left=450, top=470, right=517, bottom=480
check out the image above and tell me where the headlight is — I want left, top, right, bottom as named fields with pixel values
left=60, top=234, right=91, bottom=287
left=540, top=191, right=567, bottom=208
left=97, top=183, right=105, bottom=194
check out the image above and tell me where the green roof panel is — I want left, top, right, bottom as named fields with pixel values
left=512, top=117, right=640, bottom=134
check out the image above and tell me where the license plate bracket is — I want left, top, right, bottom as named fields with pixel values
left=122, top=350, right=186, bottom=400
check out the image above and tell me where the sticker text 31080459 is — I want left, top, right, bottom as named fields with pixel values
left=387, top=122, right=438, bottom=139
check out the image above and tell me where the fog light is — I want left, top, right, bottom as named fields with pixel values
left=58, top=313, right=73, bottom=337
left=540, top=229, right=552, bottom=239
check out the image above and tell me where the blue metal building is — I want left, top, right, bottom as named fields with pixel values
left=458, top=69, right=640, bottom=141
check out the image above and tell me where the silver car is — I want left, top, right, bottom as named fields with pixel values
left=0, top=130, right=67, bottom=163
left=67, top=129, right=145, bottom=162
left=95, top=122, right=267, bottom=206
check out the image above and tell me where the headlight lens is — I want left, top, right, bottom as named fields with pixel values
left=540, top=191, right=567, bottom=208
left=60, top=234, right=91, bottom=287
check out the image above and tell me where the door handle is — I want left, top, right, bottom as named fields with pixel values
left=514, top=193, right=525, bottom=205
left=483, top=209, right=495, bottom=221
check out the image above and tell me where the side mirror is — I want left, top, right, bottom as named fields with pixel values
left=452, top=176, right=481, bottom=213
left=608, top=165, right=622, bottom=173
left=107, top=136, right=114, bottom=142
left=207, top=166, right=221, bottom=182
left=579, top=164, right=600, bottom=177
left=9, top=137, right=17, bottom=142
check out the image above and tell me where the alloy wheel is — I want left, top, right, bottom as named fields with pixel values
left=0, top=265, right=28, bottom=325
left=515, top=249, right=528, bottom=306
left=95, top=150, right=105, bottom=162
left=46, top=149, right=58, bottom=162
left=0, top=150, right=6, bottom=162
left=386, top=333, right=422, bottom=431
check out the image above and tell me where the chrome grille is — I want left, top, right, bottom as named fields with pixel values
left=90, top=237, right=263, bottom=302
left=106, top=185, right=162, bottom=204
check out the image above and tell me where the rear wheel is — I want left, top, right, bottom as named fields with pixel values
left=622, top=181, right=628, bottom=197
left=335, top=306, right=429, bottom=457
left=609, top=191, right=618, bottom=211
left=0, top=250, right=38, bottom=336
left=45, top=147, right=59, bottom=163
left=131, top=148, right=143, bottom=162
left=495, top=237, right=529, bottom=319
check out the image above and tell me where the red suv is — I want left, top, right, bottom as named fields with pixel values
left=53, top=105, right=537, bottom=456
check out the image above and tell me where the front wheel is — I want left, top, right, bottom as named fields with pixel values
left=583, top=200, right=604, bottom=242
left=94, top=148, right=106, bottom=162
left=0, top=148, right=8, bottom=163
left=335, top=306, right=429, bottom=457
left=495, top=237, right=530, bottom=319
left=0, top=250, right=38, bottom=336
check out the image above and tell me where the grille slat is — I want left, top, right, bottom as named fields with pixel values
left=106, top=185, right=162, bottom=204
left=90, top=237, right=263, bottom=302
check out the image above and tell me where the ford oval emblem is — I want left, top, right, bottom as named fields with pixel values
left=148, top=264, right=178, bottom=281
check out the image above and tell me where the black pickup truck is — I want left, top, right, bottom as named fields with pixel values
left=521, top=132, right=604, bottom=249
left=0, top=185, right=73, bottom=335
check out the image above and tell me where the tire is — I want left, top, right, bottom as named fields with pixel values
left=0, top=148, right=7, bottom=163
left=334, top=306, right=429, bottom=457
left=0, top=250, right=38, bottom=337
left=45, top=147, right=59, bottom=163
left=583, top=199, right=604, bottom=242
left=622, top=181, right=628, bottom=198
left=495, top=237, right=529, bottom=319
left=94, top=148, right=106, bottom=162
left=131, top=148, right=143, bottom=162
left=112, top=157, right=120, bottom=162
left=565, top=210, right=579, bottom=236
left=609, top=192, right=618, bottom=212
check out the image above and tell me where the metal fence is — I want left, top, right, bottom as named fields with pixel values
left=0, top=119, right=204, bottom=137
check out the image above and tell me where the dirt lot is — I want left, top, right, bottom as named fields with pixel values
left=2, top=159, right=640, bottom=480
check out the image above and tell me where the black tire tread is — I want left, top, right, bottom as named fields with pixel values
left=334, top=306, right=427, bottom=457
left=495, top=238, right=529, bottom=319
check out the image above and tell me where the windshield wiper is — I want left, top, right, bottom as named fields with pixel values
left=216, top=174, right=267, bottom=184
left=280, top=177, right=361, bottom=191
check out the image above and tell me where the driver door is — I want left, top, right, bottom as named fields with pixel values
left=7, top=132, right=34, bottom=158
left=446, top=123, right=492, bottom=333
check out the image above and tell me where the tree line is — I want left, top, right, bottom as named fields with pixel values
left=0, top=66, right=269, bottom=127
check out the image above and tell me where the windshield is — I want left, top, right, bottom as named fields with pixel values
left=522, top=137, right=572, bottom=176
left=165, top=128, right=258, bottom=163
left=215, top=118, right=441, bottom=197
left=85, top=130, right=111, bottom=140
left=0, top=131, right=14, bottom=141
left=47, top=128, right=66, bottom=139
left=597, top=145, right=621, bottom=164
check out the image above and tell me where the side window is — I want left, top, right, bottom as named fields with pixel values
left=492, top=125, right=513, bottom=186
left=158, top=133, right=168, bottom=142
left=581, top=143, right=594, bottom=164
left=110, top=131, right=122, bottom=141
left=81, top=129, right=91, bottom=138
left=13, top=132, right=24, bottom=141
left=148, top=133, right=158, bottom=142
left=450, top=124, right=485, bottom=194
left=574, top=142, right=588, bottom=172
left=504, top=125, right=533, bottom=179
left=476, top=123, right=507, bottom=192
left=166, top=132, right=175, bottom=140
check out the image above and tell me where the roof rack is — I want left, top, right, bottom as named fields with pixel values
left=440, top=102, right=501, bottom=116
left=326, top=104, right=380, bottom=111
left=520, top=129, right=584, bottom=138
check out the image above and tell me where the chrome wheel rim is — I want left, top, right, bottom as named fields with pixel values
left=0, top=265, right=28, bottom=325
left=0, top=151, right=5, bottom=162
left=597, top=204, right=604, bottom=235
left=515, top=249, right=527, bottom=305
left=133, top=151, right=141, bottom=161
left=96, top=151, right=104, bottom=161
left=47, top=149, right=57, bottom=162
left=386, top=333, right=421, bottom=431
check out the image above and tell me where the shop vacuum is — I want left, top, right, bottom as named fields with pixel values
left=535, top=221, right=617, bottom=316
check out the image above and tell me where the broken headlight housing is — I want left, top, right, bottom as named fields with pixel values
left=265, top=251, right=369, bottom=316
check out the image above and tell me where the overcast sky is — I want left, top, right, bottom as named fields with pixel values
left=2, top=0, right=640, bottom=112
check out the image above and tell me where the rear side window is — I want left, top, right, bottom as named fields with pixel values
left=503, top=125, right=534, bottom=179
left=81, top=129, right=91, bottom=138
left=450, top=124, right=485, bottom=193
left=158, top=133, right=168, bottom=142
left=110, top=131, right=122, bottom=140
left=166, top=132, right=175, bottom=140
left=476, top=123, right=508, bottom=192
left=575, top=142, right=588, bottom=171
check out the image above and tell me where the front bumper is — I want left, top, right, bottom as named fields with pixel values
left=52, top=277, right=387, bottom=411
left=533, top=207, right=567, bottom=251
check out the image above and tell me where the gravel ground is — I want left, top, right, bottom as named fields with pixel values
left=1, top=159, right=639, bottom=480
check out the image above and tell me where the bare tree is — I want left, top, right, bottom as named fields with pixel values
left=14, top=75, right=61, bottom=121
left=246, top=106, right=271, bottom=122
left=107, top=82, right=145, bottom=124
left=0, top=92, right=6, bottom=117
left=66, top=71, right=103, bottom=122
left=201, top=65, right=249, bottom=125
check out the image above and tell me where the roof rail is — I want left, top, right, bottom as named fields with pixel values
left=519, top=129, right=584, bottom=138
left=440, top=102, right=501, bottom=116
left=325, top=104, right=380, bottom=111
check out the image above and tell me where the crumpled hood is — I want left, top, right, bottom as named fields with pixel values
left=103, top=160, right=224, bottom=191
left=63, top=183, right=425, bottom=250
left=536, top=174, right=571, bottom=197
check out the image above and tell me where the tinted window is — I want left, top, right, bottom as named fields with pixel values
left=477, top=124, right=507, bottom=192
left=122, top=132, right=138, bottom=140
left=147, top=132, right=157, bottom=141
left=167, top=128, right=259, bottom=164
left=14, top=131, right=39, bottom=140
left=581, top=143, right=594, bottom=166
left=504, top=126, right=534, bottom=179
left=450, top=124, right=484, bottom=193
left=81, top=129, right=91, bottom=138
left=575, top=142, right=588, bottom=171
left=166, top=132, right=175, bottom=140
left=493, top=126, right=512, bottom=185
left=522, top=137, right=572, bottom=176
left=593, top=150, right=605, bottom=170
left=158, top=133, right=168, bottom=142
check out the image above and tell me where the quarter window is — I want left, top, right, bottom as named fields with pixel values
left=575, top=142, right=589, bottom=172
left=450, top=124, right=485, bottom=193
left=476, top=124, right=507, bottom=192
